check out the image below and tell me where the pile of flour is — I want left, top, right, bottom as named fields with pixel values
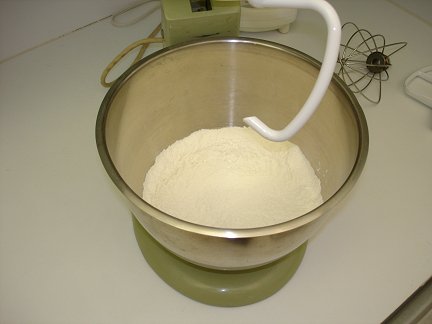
left=142, top=127, right=323, bottom=228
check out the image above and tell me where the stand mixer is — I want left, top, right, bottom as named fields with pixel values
left=96, top=0, right=368, bottom=306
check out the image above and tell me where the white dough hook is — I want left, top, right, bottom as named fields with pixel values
left=244, top=0, right=341, bottom=142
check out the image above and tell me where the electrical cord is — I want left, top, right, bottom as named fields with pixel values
left=101, top=1, right=163, bottom=88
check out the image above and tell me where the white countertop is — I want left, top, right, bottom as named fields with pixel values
left=1, top=1, right=431, bottom=323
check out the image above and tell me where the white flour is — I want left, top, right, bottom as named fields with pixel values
left=142, top=127, right=323, bottom=228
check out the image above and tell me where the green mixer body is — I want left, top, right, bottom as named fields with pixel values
left=161, top=0, right=241, bottom=46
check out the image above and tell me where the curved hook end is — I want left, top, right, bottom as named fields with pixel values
left=243, top=116, right=293, bottom=142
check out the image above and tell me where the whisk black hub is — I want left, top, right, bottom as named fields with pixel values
left=366, top=52, right=390, bottom=73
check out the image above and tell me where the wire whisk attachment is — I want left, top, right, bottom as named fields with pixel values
left=337, top=22, right=407, bottom=104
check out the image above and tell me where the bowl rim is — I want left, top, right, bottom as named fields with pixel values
left=95, top=37, right=369, bottom=238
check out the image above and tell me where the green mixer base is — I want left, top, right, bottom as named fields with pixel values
left=132, top=217, right=307, bottom=307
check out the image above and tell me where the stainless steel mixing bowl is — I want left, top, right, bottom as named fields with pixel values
left=96, top=38, right=368, bottom=270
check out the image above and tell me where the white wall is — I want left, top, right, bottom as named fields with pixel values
left=0, top=0, right=137, bottom=62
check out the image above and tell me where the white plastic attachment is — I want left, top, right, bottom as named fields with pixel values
left=244, top=0, right=341, bottom=141
left=240, top=6, right=297, bottom=33
left=404, top=66, right=432, bottom=109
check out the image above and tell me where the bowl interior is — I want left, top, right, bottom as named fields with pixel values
left=101, top=38, right=366, bottom=229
